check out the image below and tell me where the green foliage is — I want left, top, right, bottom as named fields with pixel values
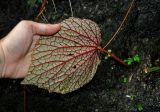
left=120, top=75, right=129, bottom=83
left=123, top=76, right=128, bottom=83
left=137, top=102, right=143, bottom=112
left=145, top=66, right=160, bottom=73
left=27, top=0, right=42, bottom=7
left=124, top=54, right=140, bottom=65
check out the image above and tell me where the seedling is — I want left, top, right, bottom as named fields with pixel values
left=137, top=102, right=143, bottom=112
left=122, top=75, right=129, bottom=83
left=124, top=55, right=141, bottom=65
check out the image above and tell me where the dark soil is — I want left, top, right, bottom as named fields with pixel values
left=0, top=0, right=160, bottom=112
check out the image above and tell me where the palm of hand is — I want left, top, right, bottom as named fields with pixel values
left=1, top=21, right=60, bottom=78
left=1, top=21, right=39, bottom=78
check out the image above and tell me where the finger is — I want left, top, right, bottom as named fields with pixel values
left=31, top=22, right=61, bottom=35
left=29, top=35, right=40, bottom=52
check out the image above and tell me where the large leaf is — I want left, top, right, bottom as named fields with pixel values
left=21, top=17, right=101, bottom=94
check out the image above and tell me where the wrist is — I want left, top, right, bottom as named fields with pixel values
left=0, top=40, right=5, bottom=78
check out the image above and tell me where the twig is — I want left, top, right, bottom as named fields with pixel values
left=103, top=0, right=135, bottom=49
left=23, top=85, right=28, bottom=112
left=42, top=12, right=48, bottom=23
left=69, top=0, right=73, bottom=17
left=51, top=0, right=57, bottom=12
left=35, top=0, right=47, bottom=22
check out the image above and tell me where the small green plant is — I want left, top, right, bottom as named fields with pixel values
left=124, top=54, right=140, bottom=65
left=120, top=75, right=129, bottom=83
left=123, top=76, right=128, bottom=83
left=137, top=102, right=143, bottom=112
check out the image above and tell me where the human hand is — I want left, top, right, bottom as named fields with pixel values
left=0, top=21, right=60, bottom=78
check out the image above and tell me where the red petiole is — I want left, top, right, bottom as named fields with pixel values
left=97, top=46, right=128, bottom=67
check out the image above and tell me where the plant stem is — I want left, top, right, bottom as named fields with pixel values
left=51, top=0, right=57, bottom=13
left=103, top=0, right=135, bottom=49
left=68, top=0, right=73, bottom=17
left=98, top=47, right=128, bottom=67
left=23, top=85, right=28, bottom=112
left=35, top=0, right=47, bottom=21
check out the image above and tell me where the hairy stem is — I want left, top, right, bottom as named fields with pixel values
left=98, top=47, right=128, bottom=67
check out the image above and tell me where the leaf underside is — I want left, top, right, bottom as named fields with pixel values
left=21, top=17, right=101, bottom=94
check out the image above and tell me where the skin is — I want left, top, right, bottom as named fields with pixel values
left=0, top=21, right=61, bottom=78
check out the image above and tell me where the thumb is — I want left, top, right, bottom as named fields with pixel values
left=31, top=21, right=61, bottom=35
